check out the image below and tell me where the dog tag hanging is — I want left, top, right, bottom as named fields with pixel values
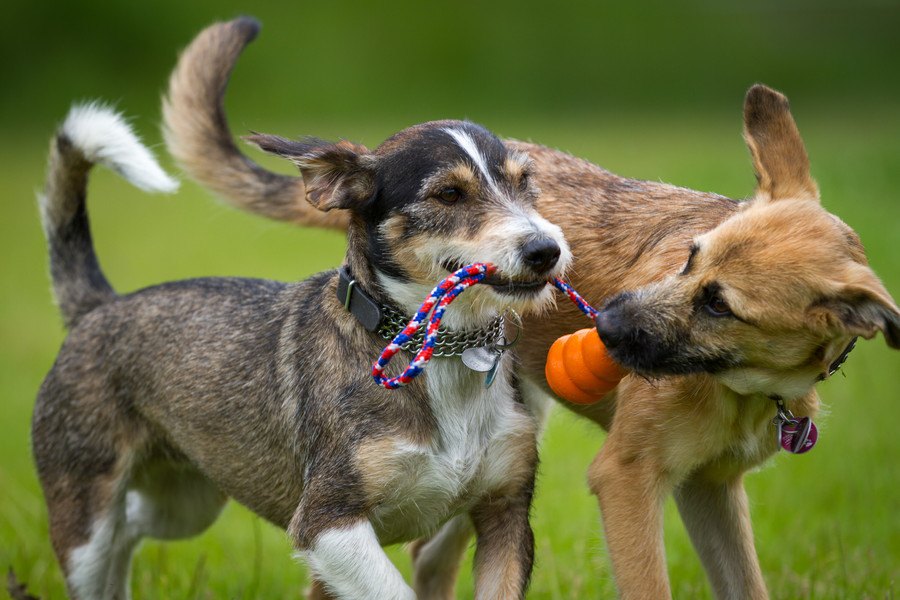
left=461, top=345, right=502, bottom=389
left=484, top=356, right=501, bottom=388
left=462, top=341, right=506, bottom=388
left=463, top=311, right=522, bottom=388
left=778, top=417, right=818, bottom=454
left=773, top=399, right=818, bottom=454
left=461, top=345, right=500, bottom=372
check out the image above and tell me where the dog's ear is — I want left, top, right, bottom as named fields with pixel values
left=743, top=84, right=819, bottom=203
left=244, top=134, right=374, bottom=211
left=808, top=266, right=900, bottom=349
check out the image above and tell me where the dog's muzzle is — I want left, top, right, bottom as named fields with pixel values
left=443, top=238, right=562, bottom=298
left=520, top=237, right=562, bottom=276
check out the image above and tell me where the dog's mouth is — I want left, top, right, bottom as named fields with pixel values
left=441, top=261, right=549, bottom=297
left=601, top=336, right=741, bottom=378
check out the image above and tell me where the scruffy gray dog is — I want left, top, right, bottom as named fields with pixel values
left=33, top=101, right=570, bottom=599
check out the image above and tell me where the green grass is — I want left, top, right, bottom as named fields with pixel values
left=1, top=106, right=898, bottom=598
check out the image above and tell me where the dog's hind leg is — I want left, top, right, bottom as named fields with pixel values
left=56, top=471, right=140, bottom=600
left=410, top=515, right=474, bottom=600
left=33, top=371, right=225, bottom=598
left=65, top=491, right=139, bottom=600
left=33, top=413, right=140, bottom=599
left=36, top=438, right=226, bottom=600
left=674, top=472, right=768, bottom=600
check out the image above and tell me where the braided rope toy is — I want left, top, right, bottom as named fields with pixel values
left=372, top=262, right=621, bottom=402
left=373, top=263, right=495, bottom=389
left=551, top=277, right=599, bottom=320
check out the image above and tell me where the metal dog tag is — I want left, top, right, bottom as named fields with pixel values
left=772, top=398, right=818, bottom=454
left=484, top=358, right=501, bottom=388
left=462, top=345, right=503, bottom=388
left=461, top=345, right=499, bottom=372
left=778, top=417, right=818, bottom=454
left=460, top=312, right=522, bottom=388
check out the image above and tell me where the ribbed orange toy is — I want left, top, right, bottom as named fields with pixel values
left=545, top=328, right=627, bottom=404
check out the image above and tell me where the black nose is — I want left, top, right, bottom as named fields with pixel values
left=595, top=307, right=627, bottom=350
left=521, top=238, right=561, bottom=275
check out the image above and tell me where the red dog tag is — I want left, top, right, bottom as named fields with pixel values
left=778, top=416, right=818, bottom=454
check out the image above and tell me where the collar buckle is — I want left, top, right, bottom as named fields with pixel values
left=337, top=267, right=383, bottom=332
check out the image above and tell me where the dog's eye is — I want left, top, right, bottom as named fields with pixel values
left=437, top=188, right=462, bottom=204
left=705, top=295, right=732, bottom=317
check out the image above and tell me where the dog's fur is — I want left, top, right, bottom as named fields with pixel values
left=33, top=91, right=573, bottom=598
left=162, top=18, right=900, bottom=599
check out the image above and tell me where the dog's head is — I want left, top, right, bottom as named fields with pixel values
left=247, top=121, right=570, bottom=325
left=596, top=84, right=900, bottom=399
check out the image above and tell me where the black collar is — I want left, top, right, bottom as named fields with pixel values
left=337, top=266, right=384, bottom=332
left=336, top=267, right=505, bottom=357
left=769, top=336, right=858, bottom=408
left=819, top=337, right=857, bottom=381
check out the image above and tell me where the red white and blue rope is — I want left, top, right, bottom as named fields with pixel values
left=551, top=277, right=599, bottom=319
left=372, top=263, right=598, bottom=389
left=372, top=263, right=495, bottom=389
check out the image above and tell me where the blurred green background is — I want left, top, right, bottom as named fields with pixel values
left=1, top=1, right=898, bottom=598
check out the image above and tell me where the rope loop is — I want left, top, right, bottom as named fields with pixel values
left=372, top=264, right=494, bottom=388
left=372, top=264, right=599, bottom=389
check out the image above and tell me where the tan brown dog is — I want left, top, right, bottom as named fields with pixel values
left=163, top=19, right=900, bottom=600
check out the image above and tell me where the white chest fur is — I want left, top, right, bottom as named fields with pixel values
left=364, top=356, right=536, bottom=545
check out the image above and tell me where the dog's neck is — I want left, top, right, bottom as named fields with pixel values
left=342, top=219, right=503, bottom=332
left=342, top=221, right=427, bottom=316
left=715, top=334, right=857, bottom=404
left=703, top=376, right=821, bottom=447
left=342, top=220, right=394, bottom=308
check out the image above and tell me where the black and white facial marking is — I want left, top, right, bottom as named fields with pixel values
left=247, top=120, right=570, bottom=326
left=370, top=121, right=570, bottom=304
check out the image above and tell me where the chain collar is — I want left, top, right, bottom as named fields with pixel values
left=337, top=267, right=505, bottom=357
left=377, top=302, right=505, bottom=357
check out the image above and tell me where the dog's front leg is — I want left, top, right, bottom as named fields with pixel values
left=674, top=472, right=768, bottom=600
left=588, top=440, right=671, bottom=599
left=291, top=509, right=413, bottom=600
left=469, top=493, right=535, bottom=600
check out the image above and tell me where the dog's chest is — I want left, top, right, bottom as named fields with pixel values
left=363, top=359, right=533, bottom=544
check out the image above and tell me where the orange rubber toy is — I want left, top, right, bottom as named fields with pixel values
left=545, top=328, right=627, bottom=404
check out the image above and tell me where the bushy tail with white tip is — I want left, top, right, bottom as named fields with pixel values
left=39, top=103, right=179, bottom=328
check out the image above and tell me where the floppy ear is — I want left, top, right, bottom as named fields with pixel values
left=743, top=84, right=819, bottom=202
left=244, top=134, right=374, bottom=211
left=809, top=266, right=900, bottom=349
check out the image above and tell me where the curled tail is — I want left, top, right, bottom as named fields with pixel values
left=40, top=103, right=178, bottom=328
left=162, top=17, right=349, bottom=230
